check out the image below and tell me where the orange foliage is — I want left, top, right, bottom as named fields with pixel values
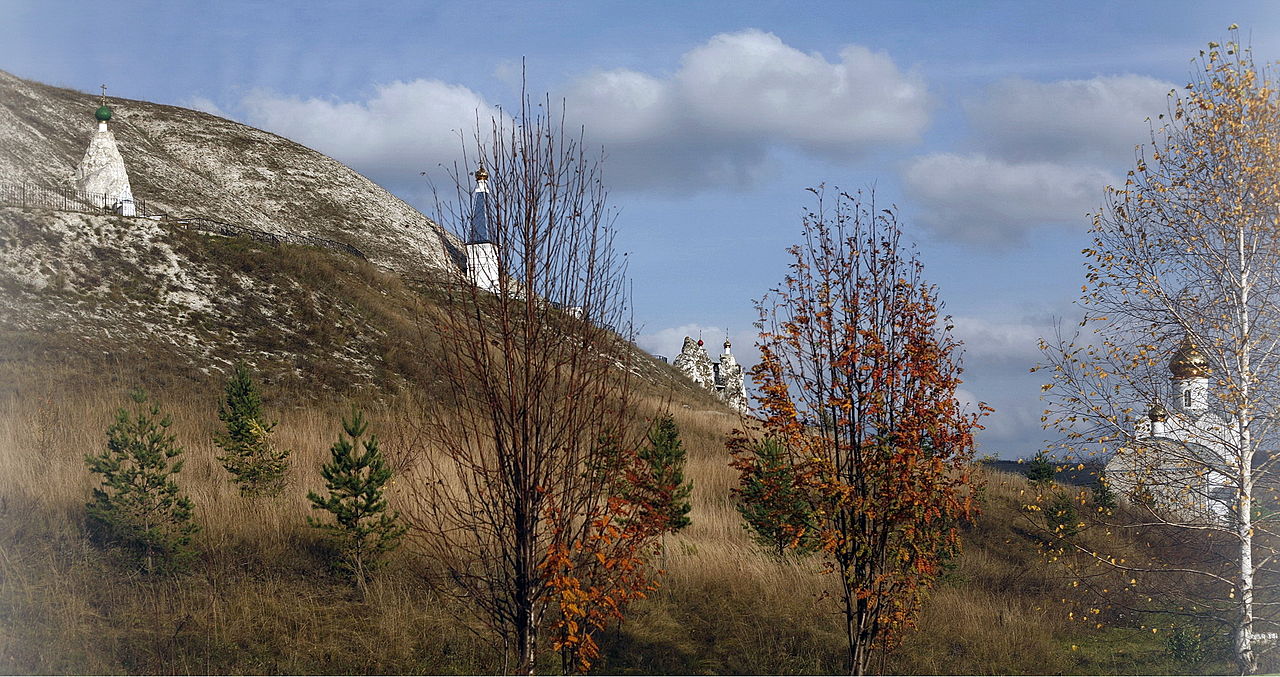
left=736, top=186, right=989, bottom=675
left=542, top=447, right=669, bottom=673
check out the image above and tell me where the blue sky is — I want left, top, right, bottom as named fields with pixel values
left=5, top=0, right=1280, bottom=457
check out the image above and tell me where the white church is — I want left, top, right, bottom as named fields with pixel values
left=76, top=87, right=136, bottom=217
left=672, top=336, right=748, bottom=413
left=1106, top=336, right=1237, bottom=524
left=464, top=165, right=499, bottom=293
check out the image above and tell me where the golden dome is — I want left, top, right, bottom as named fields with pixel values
left=475, top=165, right=489, bottom=182
left=1148, top=402, right=1168, bottom=422
left=1169, top=336, right=1210, bottom=378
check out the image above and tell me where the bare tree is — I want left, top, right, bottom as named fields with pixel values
left=1039, top=30, right=1280, bottom=673
left=405, top=90, right=666, bottom=675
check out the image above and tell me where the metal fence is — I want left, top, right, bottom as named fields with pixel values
left=171, top=216, right=367, bottom=261
left=0, top=181, right=366, bottom=261
left=0, top=181, right=152, bottom=216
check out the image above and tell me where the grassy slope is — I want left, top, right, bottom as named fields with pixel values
left=0, top=216, right=1240, bottom=675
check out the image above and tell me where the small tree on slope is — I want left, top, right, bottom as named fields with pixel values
left=639, top=414, right=692, bottom=533
left=85, top=389, right=198, bottom=574
left=307, top=409, right=405, bottom=595
left=214, top=362, right=290, bottom=497
left=733, top=436, right=816, bottom=558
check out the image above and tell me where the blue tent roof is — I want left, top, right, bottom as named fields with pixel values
left=467, top=190, right=490, bottom=244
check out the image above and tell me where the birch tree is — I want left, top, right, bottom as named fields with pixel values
left=1039, top=30, right=1280, bottom=673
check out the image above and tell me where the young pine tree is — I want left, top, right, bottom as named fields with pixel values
left=85, top=389, right=198, bottom=573
left=639, top=414, right=693, bottom=532
left=1025, top=450, right=1056, bottom=486
left=214, top=362, right=290, bottom=497
left=732, top=437, right=815, bottom=558
left=307, top=410, right=405, bottom=593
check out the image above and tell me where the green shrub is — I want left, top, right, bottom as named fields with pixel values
left=735, top=438, right=815, bottom=558
left=640, top=414, right=693, bottom=532
left=1025, top=450, right=1056, bottom=485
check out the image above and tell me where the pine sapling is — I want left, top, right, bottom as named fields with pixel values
left=1025, top=450, right=1056, bottom=486
left=307, top=409, right=405, bottom=594
left=85, top=389, right=198, bottom=573
left=732, top=437, right=816, bottom=558
left=214, top=361, right=290, bottom=497
left=639, top=414, right=693, bottom=532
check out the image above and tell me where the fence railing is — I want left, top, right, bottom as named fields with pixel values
left=0, top=180, right=366, bottom=261
left=170, top=216, right=367, bottom=261
left=0, top=181, right=151, bottom=216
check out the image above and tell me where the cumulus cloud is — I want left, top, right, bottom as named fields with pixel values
left=569, top=29, right=930, bottom=191
left=949, top=315, right=1045, bottom=364
left=241, top=79, right=503, bottom=189
left=232, top=30, right=926, bottom=196
left=181, top=95, right=229, bottom=119
left=967, top=75, right=1175, bottom=165
left=900, top=74, right=1175, bottom=246
left=902, top=153, right=1115, bottom=245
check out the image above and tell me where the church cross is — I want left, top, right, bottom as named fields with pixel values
left=100, top=84, right=107, bottom=106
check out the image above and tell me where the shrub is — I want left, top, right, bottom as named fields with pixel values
left=85, top=389, right=198, bottom=573
left=733, top=437, right=815, bottom=558
left=1025, top=450, right=1056, bottom=486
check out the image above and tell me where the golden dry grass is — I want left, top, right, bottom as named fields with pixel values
left=0, top=374, right=1211, bottom=674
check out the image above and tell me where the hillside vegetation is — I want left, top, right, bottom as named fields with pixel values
left=0, top=72, right=1251, bottom=674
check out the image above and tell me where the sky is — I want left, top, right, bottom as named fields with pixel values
left=4, top=0, right=1280, bottom=458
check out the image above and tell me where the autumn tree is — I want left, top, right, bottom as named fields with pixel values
left=735, top=186, right=986, bottom=675
left=405, top=88, right=667, bottom=674
left=1039, top=30, right=1280, bottom=673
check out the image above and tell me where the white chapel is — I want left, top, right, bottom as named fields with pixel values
left=76, top=86, right=136, bottom=216
left=1106, top=337, right=1236, bottom=524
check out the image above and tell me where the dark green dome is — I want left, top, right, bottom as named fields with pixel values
left=94, top=105, right=112, bottom=122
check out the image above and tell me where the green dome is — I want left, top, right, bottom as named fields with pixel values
left=94, top=105, right=113, bottom=122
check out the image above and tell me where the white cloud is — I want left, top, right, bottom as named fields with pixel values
left=967, top=74, right=1175, bottom=165
left=898, top=74, right=1175, bottom=247
left=240, top=79, right=503, bottom=187
left=902, top=153, right=1115, bottom=245
left=181, top=95, right=229, bottom=118
left=569, top=29, right=930, bottom=191
left=232, top=30, right=926, bottom=196
left=950, top=315, right=1045, bottom=363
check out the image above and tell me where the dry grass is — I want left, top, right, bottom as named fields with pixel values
left=0, top=373, right=1221, bottom=674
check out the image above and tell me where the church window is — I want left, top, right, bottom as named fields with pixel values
left=1184, top=389, right=1193, bottom=408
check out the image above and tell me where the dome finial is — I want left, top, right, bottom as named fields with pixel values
left=475, top=163, right=489, bottom=182
left=1170, top=336, right=1210, bottom=378
left=1148, top=401, right=1168, bottom=422
left=95, top=83, right=113, bottom=123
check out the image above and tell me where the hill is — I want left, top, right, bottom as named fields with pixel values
left=0, top=69, right=459, bottom=275
left=0, top=71, right=1246, bottom=675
